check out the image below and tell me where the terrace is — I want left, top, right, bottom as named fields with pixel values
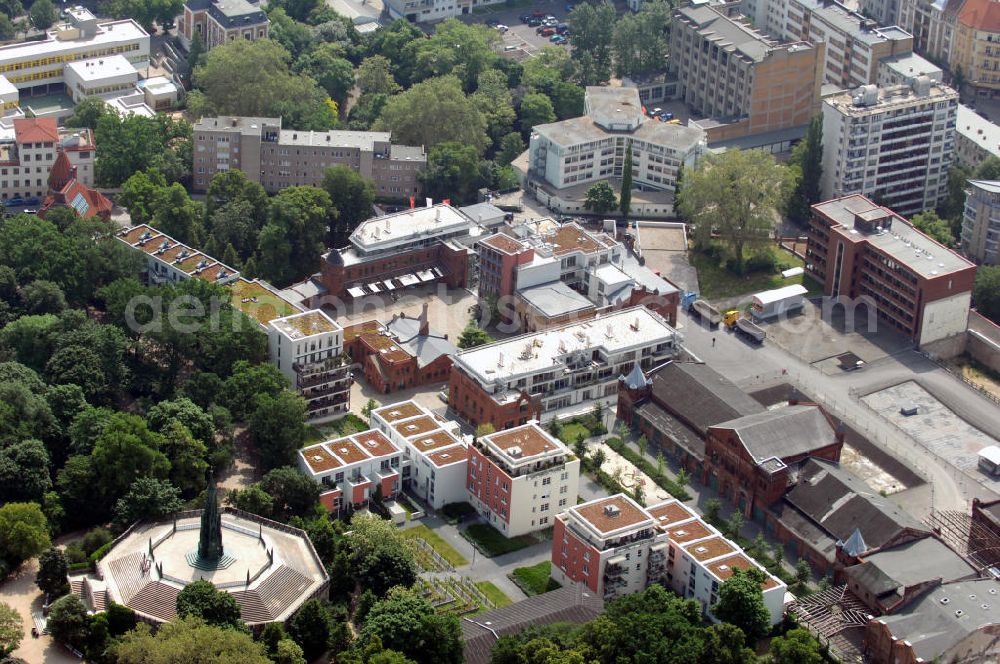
left=229, top=279, right=301, bottom=327
left=353, top=431, right=398, bottom=458
left=683, top=536, right=736, bottom=562
left=428, top=445, right=469, bottom=468
left=374, top=402, right=423, bottom=423
left=301, top=444, right=343, bottom=474
left=393, top=415, right=442, bottom=439
left=410, top=430, right=462, bottom=453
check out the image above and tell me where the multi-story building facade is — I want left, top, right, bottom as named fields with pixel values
left=267, top=310, right=351, bottom=423
left=298, top=429, right=403, bottom=512
left=961, top=179, right=1000, bottom=264
left=0, top=118, right=97, bottom=201
left=807, top=194, right=977, bottom=346
left=0, top=7, right=148, bottom=95
left=520, top=87, right=705, bottom=218
left=321, top=203, right=504, bottom=301
left=116, top=224, right=241, bottom=287
left=179, top=0, right=269, bottom=50
left=551, top=494, right=786, bottom=622
left=784, top=0, right=914, bottom=89
left=371, top=400, right=469, bottom=510
left=466, top=423, right=580, bottom=537
left=898, top=0, right=966, bottom=63
left=448, top=306, right=681, bottom=429
left=702, top=404, right=843, bottom=519
left=669, top=4, right=825, bottom=144
left=956, top=104, right=1000, bottom=169
left=192, top=116, right=425, bottom=198
left=821, top=78, right=958, bottom=216
left=951, top=0, right=1000, bottom=94
left=384, top=0, right=503, bottom=23
left=876, top=52, right=943, bottom=86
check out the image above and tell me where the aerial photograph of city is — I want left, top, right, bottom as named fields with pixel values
left=2, top=0, right=1000, bottom=660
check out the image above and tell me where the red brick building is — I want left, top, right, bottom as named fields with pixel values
left=38, top=151, right=112, bottom=221
left=806, top=195, right=976, bottom=347
left=703, top=404, right=843, bottom=520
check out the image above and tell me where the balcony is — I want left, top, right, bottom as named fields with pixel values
left=302, top=384, right=349, bottom=401
left=306, top=394, right=349, bottom=412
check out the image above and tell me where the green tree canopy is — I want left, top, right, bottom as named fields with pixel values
left=94, top=114, right=192, bottom=187
left=113, top=616, right=271, bottom=663
left=359, top=588, right=462, bottom=664
left=65, top=97, right=112, bottom=130
left=357, top=55, right=401, bottom=96
left=375, top=75, right=488, bottom=154
left=457, top=320, right=494, bottom=349
left=910, top=209, right=956, bottom=247
left=420, top=142, right=483, bottom=205
left=248, top=390, right=307, bottom=471
left=519, top=93, right=556, bottom=137
left=322, top=165, right=375, bottom=245
left=769, top=627, right=824, bottom=664
left=0, top=601, right=22, bottom=657
left=568, top=2, right=616, bottom=85
left=975, top=265, right=1000, bottom=324
left=711, top=567, right=771, bottom=643
left=175, top=580, right=244, bottom=630
left=28, top=0, right=56, bottom=29
left=47, top=594, right=89, bottom=651
left=112, top=477, right=184, bottom=532
left=35, top=546, right=70, bottom=599
left=286, top=598, right=333, bottom=661
left=784, top=115, right=823, bottom=224
left=679, top=149, right=791, bottom=273
left=584, top=181, right=617, bottom=214
left=0, top=502, right=50, bottom=567
left=612, top=1, right=669, bottom=79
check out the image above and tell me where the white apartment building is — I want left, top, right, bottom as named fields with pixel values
left=0, top=118, right=96, bottom=201
left=371, top=400, right=470, bottom=510
left=116, top=224, right=240, bottom=286
left=961, top=179, right=1000, bottom=265
left=821, top=78, right=958, bottom=216
left=467, top=423, right=581, bottom=537
left=876, top=52, right=943, bottom=86
left=298, top=430, right=403, bottom=512
left=383, top=0, right=504, bottom=23
left=551, top=495, right=786, bottom=623
left=898, top=0, right=964, bottom=64
left=267, top=310, right=350, bottom=423
left=956, top=104, right=1000, bottom=170
left=0, top=7, right=148, bottom=94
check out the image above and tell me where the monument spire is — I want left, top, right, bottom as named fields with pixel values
left=198, top=470, right=223, bottom=561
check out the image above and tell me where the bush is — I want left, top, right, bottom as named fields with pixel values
left=64, top=543, right=87, bottom=565
left=88, top=542, right=114, bottom=564
left=80, top=528, right=112, bottom=556
left=746, top=251, right=777, bottom=273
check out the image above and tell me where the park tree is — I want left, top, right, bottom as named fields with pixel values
left=420, top=142, right=483, bottom=205
left=65, top=97, right=111, bottom=130
left=0, top=602, right=21, bottom=657
left=260, top=466, right=321, bottom=519
left=457, top=320, right=494, bottom=349
left=94, top=113, right=191, bottom=187
left=274, top=638, right=307, bottom=664
left=47, top=594, right=90, bottom=651
left=975, top=265, right=1000, bottom=324
left=712, top=567, right=771, bottom=643
left=18, top=280, right=67, bottom=315
left=113, top=477, right=184, bottom=532
left=287, top=598, right=333, bottom=661
left=322, top=165, right=375, bottom=245
left=146, top=398, right=215, bottom=450
left=29, top=0, right=56, bottom=29
left=497, top=133, right=525, bottom=167
left=119, top=170, right=167, bottom=226
left=784, top=115, right=823, bottom=224
left=620, top=139, right=634, bottom=219
left=90, top=413, right=170, bottom=503
left=584, top=181, right=617, bottom=214
left=0, top=502, right=50, bottom=568
left=159, top=421, right=209, bottom=497
left=296, top=44, right=355, bottom=107
left=375, top=76, right=488, bottom=154
left=260, top=186, right=336, bottom=285
left=0, top=14, right=14, bottom=40
left=357, top=55, right=400, bottom=96
left=700, top=623, right=756, bottom=664
left=471, top=69, right=517, bottom=145
left=176, top=580, right=244, bottom=630
left=679, top=149, right=791, bottom=273
left=519, top=92, right=556, bottom=137
left=222, top=361, right=288, bottom=420
left=0, top=438, right=52, bottom=503
left=612, top=1, right=670, bottom=78
left=359, top=588, right=462, bottom=664
left=569, top=2, right=616, bottom=85
left=910, top=209, right=955, bottom=246
left=249, top=390, right=307, bottom=471
left=113, top=616, right=272, bottom=663
left=769, top=627, right=824, bottom=664
left=407, top=19, right=499, bottom=90
left=226, top=484, right=275, bottom=518
left=36, top=547, right=70, bottom=599
left=347, top=513, right=417, bottom=597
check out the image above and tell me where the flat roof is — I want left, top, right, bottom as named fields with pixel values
left=824, top=81, right=957, bottom=117
left=516, top=281, right=595, bottom=319
left=663, top=520, right=713, bottom=544
left=482, top=424, right=563, bottom=461
left=683, top=535, right=737, bottom=562
left=409, top=429, right=463, bottom=453
left=353, top=430, right=398, bottom=458
left=326, top=438, right=368, bottom=465
left=229, top=278, right=301, bottom=327
left=0, top=19, right=148, bottom=64
left=392, top=415, right=440, bottom=438
left=428, top=445, right=469, bottom=468
left=349, top=204, right=470, bottom=252
left=301, top=443, right=342, bottom=472
left=674, top=4, right=785, bottom=63
left=572, top=494, right=652, bottom=536
left=194, top=115, right=279, bottom=135
left=277, top=128, right=390, bottom=150
left=65, top=54, right=135, bottom=82
left=812, top=194, right=974, bottom=278
left=373, top=401, right=423, bottom=423
left=957, top=104, right=1000, bottom=160
left=269, top=310, right=340, bottom=340
left=646, top=500, right=698, bottom=528
left=708, top=553, right=780, bottom=590
left=454, top=306, right=676, bottom=383
left=534, top=114, right=705, bottom=153
left=481, top=233, right=526, bottom=254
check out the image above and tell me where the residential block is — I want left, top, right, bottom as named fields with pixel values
left=298, top=429, right=403, bottom=512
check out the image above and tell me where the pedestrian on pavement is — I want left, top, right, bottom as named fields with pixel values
left=712, top=337, right=716, bottom=347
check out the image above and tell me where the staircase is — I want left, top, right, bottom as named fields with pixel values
left=128, top=582, right=178, bottom=622
left=232, top=566, right=312, bottom=623
left=106, top=552, right=149, bottom=604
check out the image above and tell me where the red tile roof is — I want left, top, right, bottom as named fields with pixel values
left=14, top=118, right=58, bottom=144
left=48, top=151, right=74, bottom=191
left=959, top=0, right=1000, bottom=32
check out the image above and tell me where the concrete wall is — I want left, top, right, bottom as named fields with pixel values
left=967, top=311, right=1000, bottom=374
left=919, top=291, right=972, bottom=346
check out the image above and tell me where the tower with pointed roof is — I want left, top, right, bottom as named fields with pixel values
left=198, top=471, right=223, bottom=561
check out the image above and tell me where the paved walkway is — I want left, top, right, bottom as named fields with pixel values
left=0, top=559, right=80, bottom=664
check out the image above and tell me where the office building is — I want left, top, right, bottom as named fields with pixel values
left=519, top=87, right=705, bottom=218
left=859, top=0, right=904, bottom=26
left=551, top=494, right=786, bottom=621
left=956, top=104, right=1000, bottom=169
left=371, top=400, right=469, bottom=510
left=0, top=7, right=148, bottom=95
left=0, top=118, right=96, bottom=202
left=448, top=306, right=681, bottom=429
left=669, top=4, right=825, bottom=144
left=298, top=429, right=403, bottom=511
left=820, top=79, right=958, bottom=216
left=898, top=0, right=966, bottom=63
left=961, top=179, right=1000, bottom=264
left=384, top=0, right=504, bottom=23
left=951, top=0, right=1000, bottom=94
left=267, top=310, right=350, bottom=423
left=876, top=51, right=943, bottom=86
left=319, top=203, right=504, bottom=302
left=807, top=194, right=976, bottom=346
left=179, top=0, right=269, bottom=50
left=191, top=116, right=425, bottom=197
left=467, top=423, right=580, bottom=537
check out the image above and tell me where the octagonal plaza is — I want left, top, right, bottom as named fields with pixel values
left=89, top=508, right=328, bottom=626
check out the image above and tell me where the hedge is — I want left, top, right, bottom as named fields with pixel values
left=604, top=437, right=691, bottom=501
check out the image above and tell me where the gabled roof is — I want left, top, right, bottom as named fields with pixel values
left=711, top=404, right=834, bottom=462
left=48, top=151, right=74, bottom=190
left=385, top=316, right=457, bottom=369
left=844, top=536, right=975, bottom=599
left=649, top=362, right=763, bottom=435
left=784, top=458, right=927, bottom=552
left=14, top=118, right=58, bottom=144
left=958, top=0, right=1000, bottom=32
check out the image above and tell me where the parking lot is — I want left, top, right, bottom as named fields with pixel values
left=462, top=5, right=575, bottom=57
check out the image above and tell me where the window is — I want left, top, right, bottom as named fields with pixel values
left=542, top=477, right=551, bottom=486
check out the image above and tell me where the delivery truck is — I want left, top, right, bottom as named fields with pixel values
left=723, top=310, right=765, bottom=344
left=751, top=284, right=807, bottom=321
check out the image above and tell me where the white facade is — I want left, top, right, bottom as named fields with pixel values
left=298, top=430, right=403, bottom=510
left=918, top=290, right=972, bottom=343
left=63, top=55, right=137, bottom=102
left=956, top=104, right=1000, bottom=170
left=962, top=179, right=1000, bottom=264
left=371, top=400, right=470, bottom=510
left=822, top=79, right=957, bottom=216
left=383, top=0, right=504, bottom=23
left=0, top=8, right=149, bottom=93
left=898, top=0, right=959, bottom=63
left=266, top=310, right=343, bottom=385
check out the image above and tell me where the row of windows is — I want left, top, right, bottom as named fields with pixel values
left=0, top=42, right=141, bottom=74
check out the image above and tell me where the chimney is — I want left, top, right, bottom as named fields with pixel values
left=419, top=302, right=429, bottom=337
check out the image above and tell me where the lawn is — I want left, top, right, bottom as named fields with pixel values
left=509, top=561, right=561, bottom=596
left=401, top=524, right=468, bottom=567
left=475, top=581, right=512, bottom=609
left=463, top=523, right=536, bottom=557
left=229, top=278, right=300, bottom=326
left=690, top=244, right=823, bottom=301
left=557, top=422, right=591, bottom=445
left=441, top=501, right=477, bottom=525
left=304, top=413, right=369, bottom=443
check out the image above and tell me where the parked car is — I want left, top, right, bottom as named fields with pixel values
left=538, top=26, right=555, bottom=36
left=527, top=16, right=542, bottom=26
left=550, top=34, right=567, bottom=43
left=496, top=23, right=508, bottom=32
left=23, top=196, right=40, bottom=205
left=519, top=13, right=532, bottom=22
left=659, top=112, right=674, bottom=121
left=5, top=197, right=25, bottom=207
left=651, top=107, right=662, bottom=116
left=556, top=23, right=569, bottom=34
